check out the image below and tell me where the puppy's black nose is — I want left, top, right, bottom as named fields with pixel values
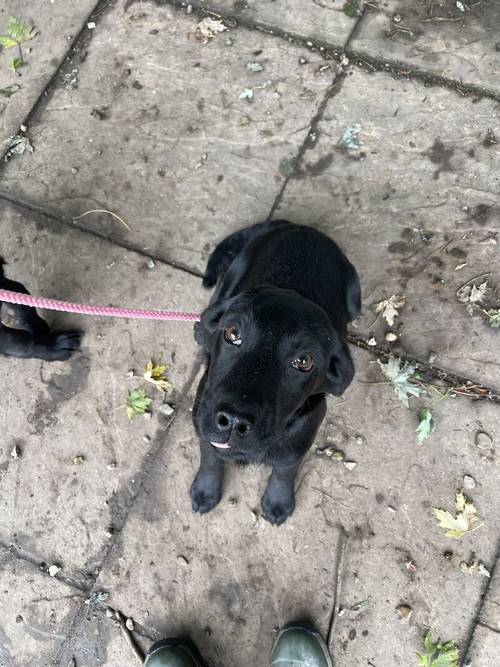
left=216, top=410, right=252, bottom=437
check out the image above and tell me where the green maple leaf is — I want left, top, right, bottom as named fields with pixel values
left=126, top=389, right=152, bottom=421
left=416, top=408, right=435, bottom=443
left=4, top=17, right=37, bottom=45
left=377, top=356, right=421, bottom=407
left=9, top=57, right=22, bottom=72
left=486, top=308, right=500, bottom=328
left=0, top=34, right=18, bottom=49
left=344, top=0, right=359, bottom=17
left=432, top=492, right=482, bottom=539
left=417, top=633, right=458, bottom=666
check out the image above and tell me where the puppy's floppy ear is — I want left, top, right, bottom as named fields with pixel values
left=322, top=334, right=355, bottom=396
left=194, top=298, right=231, bottom=347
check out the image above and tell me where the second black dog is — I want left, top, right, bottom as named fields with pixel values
left=191, top=220, right=361, bottom=525
left=0, top=258, right=80, bottom=361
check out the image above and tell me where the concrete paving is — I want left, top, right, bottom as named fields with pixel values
left=1, top=2, right=341, bottom=273
left=0, top=1, right=499, bottom=666
left=203, top=0, right=357, bottom=47
left=0, top=545, right=85, bottom=667
left=0, top=0, right=97, bottom=150
left=350, top=0, right=500, bottom=95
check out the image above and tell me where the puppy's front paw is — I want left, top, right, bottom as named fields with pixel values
left=261, top=491, right=295, bottom=526
left=190, top=474, right=222, bottom=514
left=50, top=331, right=81, bottom=360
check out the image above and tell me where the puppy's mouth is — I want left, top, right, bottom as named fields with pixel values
left=210, top=440, right=231, bottom=449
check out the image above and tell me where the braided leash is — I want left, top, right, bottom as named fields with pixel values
left=0, top=289, right=201, bottom=322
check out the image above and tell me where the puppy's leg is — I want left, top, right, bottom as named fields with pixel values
left=190, top=440, right=225, bottom=514
left=0, top=276, right=81, bottom=361
left=345, top=267, right=362, bottom=322
left=261, top=459, right=302, bottom=526
left=0, top=323, right=80, bottom=361
left=0, top=276, right=50, bottom=336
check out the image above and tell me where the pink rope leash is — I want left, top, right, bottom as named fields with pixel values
left=0, top=289, right=201, bottom=322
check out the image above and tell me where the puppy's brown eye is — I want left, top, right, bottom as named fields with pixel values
left=224, top=325, right=242, bottom=346
left=292, top=353, right=314, bottom=372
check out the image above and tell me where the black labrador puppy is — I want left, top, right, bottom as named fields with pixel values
left=0, top=258, right=80, bottom=361
left=191, top=220, right=361, bottom=525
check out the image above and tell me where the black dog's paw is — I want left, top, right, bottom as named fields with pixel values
left=190, top=475, right=222, bottom=514
left=261, top=492, right=295, bottom=526
left=49, top=331, right=81, bottom=360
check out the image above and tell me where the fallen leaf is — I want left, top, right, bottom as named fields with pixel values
left=5, top=17, right=38, bottom=44
left=278, top=157, right=296, bottom=177
left=126, top=389, right=152, bottom=420
left=375, top=294, right=406, bottom=326
left=432, top=492, right=482, bottom=539
left=86, top=590, right=110, bottom=605
left=485, top=308, right=500, bottom=328
left=343, top=0, right=360, bottom=17
left=239, top=88, right=254, bottom=101
left=395, top=604, right=412, bottom=622
left=0, top=34, right=17, bottom=49
left=377, top=357, right=421, bottom=407
left=417, top=633, right=459, bottom=667
left=469, top=281, right=488, bottom=303
left=143, top=359, right=169, bottom=392
left=4, top=134, right=33, bottom=161
left=73, top=455, right=85, bottom=465
left=195, top=17, right=227, bottom=42
left=339, top=122, right=362, bottom=150
left=9, top=57, right=23, bottom=72
left=460, top=557, right=490, bottom=577
left=246, top=62, right=264, bottom=72
left=0, top=84, right=21, bottom=96
left=416, top=408, right=435, bottom=444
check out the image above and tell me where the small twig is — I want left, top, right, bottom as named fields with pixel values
left=312, top=487, right=351, bottom=510
left=327, top=527, right=348, bottom=658
left=428, top=238, right=453, bottom=257
left=72, top=209, right=132, bottom=231
left=421, top=16, right=463, bottom=22
left=357, top=379, right=391, bottom=385
left=114, top=610, right=144, bottom=664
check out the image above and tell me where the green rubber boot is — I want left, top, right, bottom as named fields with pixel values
left=144, top=638, right=205, bottom=667
left=269, top=624, right=333, bottom=667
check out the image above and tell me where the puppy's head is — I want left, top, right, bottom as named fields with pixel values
left=194, top=286, right=354, bottom=460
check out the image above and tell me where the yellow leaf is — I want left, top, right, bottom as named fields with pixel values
left=143, top=359, right=170, bottom=392
left=432, top=493, right=482, bottom=540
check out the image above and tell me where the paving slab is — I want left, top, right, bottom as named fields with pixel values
left=466, top=623, right=500, bottom=667
left=276, top=67, right=500, bottom=390
left=0, top=0, right=97, bottom=151
left=199, top=0, right=357, bottom=47
left=87, top=346, right=500, bottom=667
left=477, top=553, right=500, bottom=632
left=0, top=1, right=340, bottom=274
left=0, top=545, right=85, bottom=667
left=0, top=198, right=204, bottom=584
left=350, top=0, right=500, bottom=95
left=92, top=374, right=343, bottom=667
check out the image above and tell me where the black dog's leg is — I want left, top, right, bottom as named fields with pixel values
left=345, top=268, right=362, bottom=321
left=0, top=273, right=81, bottom=361
left=261, top=459, right=302, bottom=526
left=190, top=440, right=225, bottom=514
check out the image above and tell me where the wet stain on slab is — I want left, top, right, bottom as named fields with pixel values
left=422, top=139, right=454, bottom=180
